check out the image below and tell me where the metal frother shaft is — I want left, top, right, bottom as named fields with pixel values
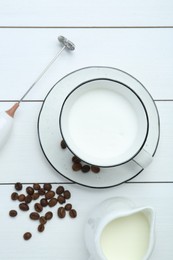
left=0, top=36, right=75, bottom=151
left=19, top=36, right=75, bottom=104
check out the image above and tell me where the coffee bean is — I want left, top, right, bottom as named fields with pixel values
left=69, top=209, right=77, bottom=218
left=65, top=203, right=72, bottom=211
left=57, top=207, right=66, bottom=218
left=23, top=232, right=32, bottom=240
left=81, top=165, right=90, bottom=173
left=33, top=183, right=41, bottom=190
left=72, top=156, right=82, bottom=163
left=26, top=186, right=34, bottom=195
left=30, top=212, right=40, bottom=220
left=40, top=198, right=48, bottom=207
left=91, top=165, right=100, bottom=173
left=39, top=216, right=47, bottom=225
left=45, top=211, right=53, bottom=220
left=56, top=186, right=64, bottom=195
left=19, top=203, right=29, bottom=211
left=9, top=210, right=17, bottom=217
left=11, top=192, right=18, bottom=201
left=43, top=183, right=52, bottom=191
left=25, top=195, right=32, bottom=204
left=60, top=140, right=67, bottom=149
left=64, top=190, right=71, bottom=199
left=32, top=192, right=40, bottom=200
left=72, top=162, right=82, bottom=171
left=38, top=224, right=45, bottom=232
left=34, top=203, right=43, bottom=213
left=15, top=182, right=22, bottom=191
left=48, top=198, right=57, bottom=207
left=38, top=188, right=45, bottom=196
left=57, top=195, right=66, bottom=204
left=18, top=194, right=25, bottom=202
left=45, top=191, right=55, bottom=200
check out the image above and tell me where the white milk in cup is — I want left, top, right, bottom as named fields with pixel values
left=60, top=79, right=151, bottom=168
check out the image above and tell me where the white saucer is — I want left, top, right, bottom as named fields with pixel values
left=37, top=66, right=160, bottom=188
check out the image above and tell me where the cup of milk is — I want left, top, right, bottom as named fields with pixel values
left=59, top=79, right=152, bottom=168
left=85, top=197, right=155, bottom=260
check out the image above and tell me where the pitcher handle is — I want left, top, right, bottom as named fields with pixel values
left=133, top=149, right=153, bottom=169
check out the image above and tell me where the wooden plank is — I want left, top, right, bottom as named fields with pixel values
left=0, top=101, right=172, bottom=183
left=133, top=101, right=173, bottom=182
left=0, top=2, right=171, bottom=260
left=0, top=0, right=173, bottom=27
left=0, top=183, right=172, bottom=259
left=0, top=28, right=173, bottom=100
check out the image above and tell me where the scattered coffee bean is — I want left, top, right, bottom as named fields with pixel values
left=45, top=191, right=55, bottom=200
left=69, top=209, right=77, bottom=218
left=39, top=216, right=47, bottom=225
left=26, top=186, right=34, bottom=195
left=43, top=183, right=52, bottom=191
left=48, top=198, right=57, bottom=207
left=32, top=192, right=40, bottom=200
left=65, top=203, right=72, bottom=211
left=72, top=162, right=82, bottom=171
left=57, top=195, right=66, bottom=204
left=25, top=195, right=32, bottom=204
left=91, top=165, right=100, bottom=173
left=60, top=140, right=67, bottom=149
left=11, top=192, right=18, bottom=201
left=34, top=203, right=43, bottom=213
left=38, top=188, right=45, bottom=196
left=30, top=212, right=40, bottom=220
left=18, top=194, right=25, bottom=202
left=81, top=165, right=90, bottom=173
left=19, top=203, right=29, bottom=211
left=56, top=186, right=64, bottom=195
left=10, top=183, right=77, bottom=241
left=40, top=198, right=48, bottom=207
left=64, top=190, right=71, bottom=199
left=9, top=210, right=17, bottom=217
left=23, top=232, right=32, bottom=240
left=15, top=182, right=23, bottom=191
left=57, top=207, right=66, bottom=218
left=71, top=155, right=101, bottom=174
left=72, top=156, right=82, bottom=163
left=38, top=224, right=45, bottom=232
left=45, top=211, right=53, bottom=220
left=33, top=183, right=41, bottom=190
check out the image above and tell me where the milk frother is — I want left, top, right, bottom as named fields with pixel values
left=0, top=36, right=75, bottom=150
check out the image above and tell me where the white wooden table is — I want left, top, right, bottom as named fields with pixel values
left=0, top=1, right=173, bottom=259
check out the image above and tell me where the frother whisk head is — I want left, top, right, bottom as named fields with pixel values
left=58, top=36, right=75, bottom=51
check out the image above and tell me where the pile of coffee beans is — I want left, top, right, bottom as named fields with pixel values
left=9, top=182, right=77, bottom=240
left=60, top=140, right=100, bottom=174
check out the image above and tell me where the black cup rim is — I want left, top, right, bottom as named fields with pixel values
left=59, top=78, right=149, bottom=168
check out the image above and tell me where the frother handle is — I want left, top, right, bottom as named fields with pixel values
left=88, top=257, right=94, bottom=260
left=0, top=112, right=13, bottom=149
left=133, top=149, right=153, bottom=169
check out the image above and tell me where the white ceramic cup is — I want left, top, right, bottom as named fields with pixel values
left=85, top=197, right=155, bottom=260
left=59, top=79, right=151, bottom=168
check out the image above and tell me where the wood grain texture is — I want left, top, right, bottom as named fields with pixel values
left=0, top=2, right=172, bottom=259
left=0, top=183, right=172, bottom=259
left=0, top=0, right=173, bottom=27
left=0, top=28, right=173, bottom=100
left=0, top=101, right=172, bottom=183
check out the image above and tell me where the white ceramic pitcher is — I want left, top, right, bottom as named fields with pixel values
left=85, top=197, right=155, bottom=260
